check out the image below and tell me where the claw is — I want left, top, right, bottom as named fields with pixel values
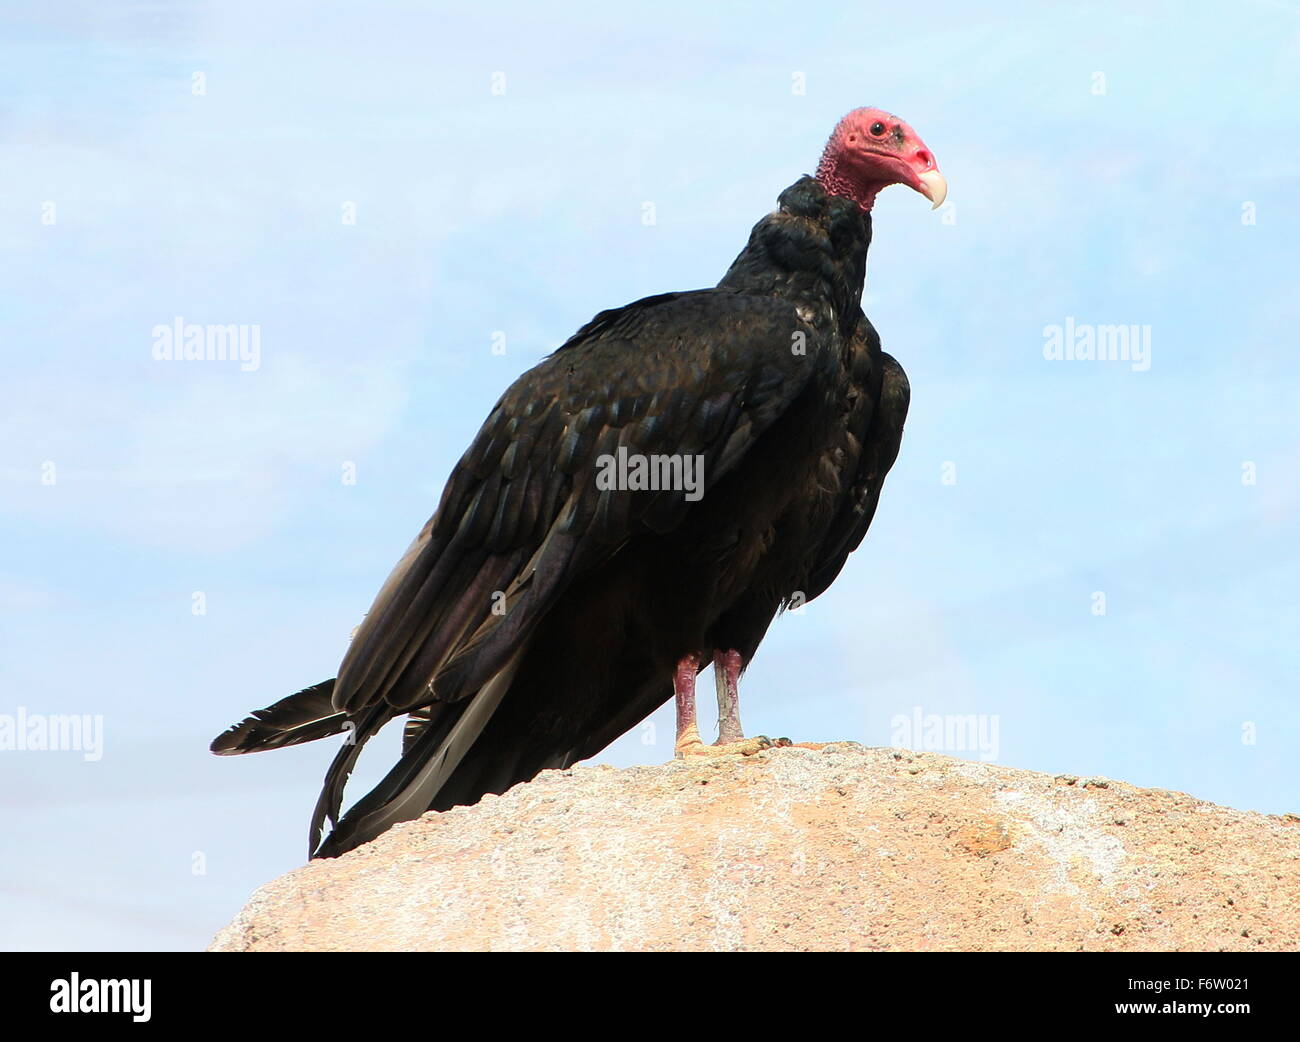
left=678, top=734, right=772, bottom=759
left=673, top=651, right=795, bottom=760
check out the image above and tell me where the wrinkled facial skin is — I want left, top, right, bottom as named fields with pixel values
left=817, top=107, right=947, bottom=212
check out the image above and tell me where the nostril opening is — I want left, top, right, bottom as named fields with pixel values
left=915, top=150, right=932, bottom=168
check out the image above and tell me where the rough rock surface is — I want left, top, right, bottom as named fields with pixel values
left=210, top=743, right=1300, bottom=952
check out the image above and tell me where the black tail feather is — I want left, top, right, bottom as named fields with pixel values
left=312, top=649, right=524, bottom=859
left=312, top=701, right=466, bottom=859
left=308, top=702, right=394, bottom=858
left=210, top=679, right=345, bottom=755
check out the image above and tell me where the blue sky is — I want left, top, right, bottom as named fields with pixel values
left=1, top=0, right=1297, bottom=951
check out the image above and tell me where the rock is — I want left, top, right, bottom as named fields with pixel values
left=209, top=743, right=1300, bottom=951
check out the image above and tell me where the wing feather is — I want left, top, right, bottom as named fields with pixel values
left=333, top=288, right=829, bottom=717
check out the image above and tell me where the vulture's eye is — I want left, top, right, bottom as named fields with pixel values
left=869, top=122, right=886, bottom=137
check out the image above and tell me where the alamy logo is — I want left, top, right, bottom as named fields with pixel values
left=594, top=448, right=705, bottom=502
left=0, top=708, right=103, bottom=761
left=1042, top=317, right=1151, bottom=372
left=151, top=316, right=261, bottom=371
left=50, top=973, right=151, bottom=1022
left=890, top=706, right=1000, bottom=762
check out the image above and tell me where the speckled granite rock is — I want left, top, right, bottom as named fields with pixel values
left=209, top=743, right=1300, bottom=952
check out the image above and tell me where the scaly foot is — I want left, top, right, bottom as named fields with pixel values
left=674, top=726, right=792, bottom=759
left=672, top=652, right=792, bottom=759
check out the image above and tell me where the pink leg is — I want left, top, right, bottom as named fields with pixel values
left=714, top=649, right=745, bottom=744
left=673, top=649, right=787, bottom=759
left=673, top=653, right=702, bottom=753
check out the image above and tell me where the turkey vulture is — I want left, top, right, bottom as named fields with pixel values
left=212, top=108, right=946, bottom=859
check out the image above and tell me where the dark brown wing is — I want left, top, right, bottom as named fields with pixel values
left=333, top=289, right=829, bottom=716
left=309, top=288, right=834, bottom=855
left=805, top=323, right=910, bottom=602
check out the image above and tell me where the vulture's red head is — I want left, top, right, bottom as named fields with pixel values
left=815, top=107, right=947, bottom=213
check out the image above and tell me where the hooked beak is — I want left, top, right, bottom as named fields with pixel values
left=917, top=168, right=948, bottom=210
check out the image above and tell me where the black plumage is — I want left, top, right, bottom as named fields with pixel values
left=213, top=133, right=927, bottom=858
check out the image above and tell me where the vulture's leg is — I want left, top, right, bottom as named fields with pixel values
left=714, top=649, right=792, bottom=749
left=714, top=649, right=746, bottom=744
left=672, top=653, right=704, bottom=753
left=673, top=652, right=777, bottom=759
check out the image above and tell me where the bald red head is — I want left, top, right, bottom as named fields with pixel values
left=815, top=107, right=946, bottom=213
